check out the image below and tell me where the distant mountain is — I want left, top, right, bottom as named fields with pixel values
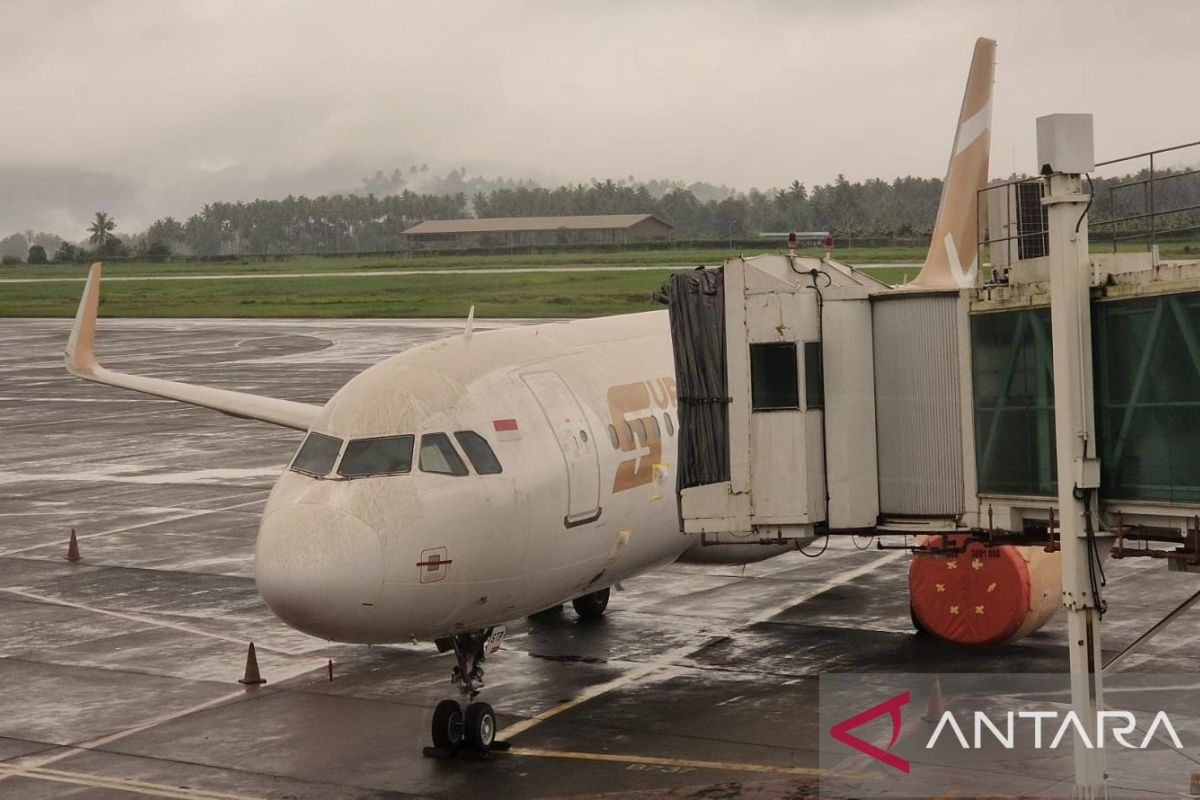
left=0, top=158, right=562, bottom=241
left=0, top=167, right=138, bottom=241
left=0, top=158, right=414, bottom=241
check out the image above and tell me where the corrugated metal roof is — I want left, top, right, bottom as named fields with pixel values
left=402, top=214, right=672, bottom=236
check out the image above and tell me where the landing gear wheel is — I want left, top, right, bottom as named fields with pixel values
left=431, top=699, right=463, bottom=750
left=572, top=587, right=610, bottom=619
left=423, top=629, right=511, bottom=758
left=464, top=702, right=496, bottom=753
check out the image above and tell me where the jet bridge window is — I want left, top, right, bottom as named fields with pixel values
left=750, top=342, right=800, bottom=411
left=338, top=435, right=415, bottom=478
left=453, top=431, right=503, bottom=475
left=419, top=433, right=469, bottom=476
left=290, top=432, right=343, bottom=477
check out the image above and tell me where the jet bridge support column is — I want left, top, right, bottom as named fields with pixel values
left=1040, top=113, right=1109, bottom=799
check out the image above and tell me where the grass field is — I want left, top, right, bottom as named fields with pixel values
left=0, top=269, right=676, bottom=318
left=1, top=239, right=1195, bottom=318
left=0, top=245, right=929, bottom=281
left=0, top=264, right=917, bottom=319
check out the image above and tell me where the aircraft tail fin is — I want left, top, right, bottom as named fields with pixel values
left=909, top=37, right=996, bottom=289
left=66, top=263, right=321, bottom=431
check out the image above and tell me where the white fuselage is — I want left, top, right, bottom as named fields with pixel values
left=255, top=310, right=732, bottom=643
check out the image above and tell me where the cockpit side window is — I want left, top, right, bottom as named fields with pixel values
left=418, top=433, right=469, bottom=476
left=453, top=431, right=503, bottom=475
left=290, top=432, right=343, bottom=477
left=338, top=435, right=415, bottom=478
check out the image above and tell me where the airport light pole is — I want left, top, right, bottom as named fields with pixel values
left=1040, top=113, right=1109, bottom=799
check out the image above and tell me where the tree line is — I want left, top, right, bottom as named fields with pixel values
left=106, top=173, right=948, bottom=259
left=2, top=165, right=1197, bottom=263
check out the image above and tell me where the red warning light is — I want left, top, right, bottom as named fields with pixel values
left=787, top=231, right=797, bottom=250
left=823, top=235, right=834, bottom=255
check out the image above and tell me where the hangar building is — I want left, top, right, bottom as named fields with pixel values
left=402, top=213, right=674, bottom=247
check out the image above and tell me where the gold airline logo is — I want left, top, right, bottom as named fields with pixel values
left=607, top=377, right=676, bottom=493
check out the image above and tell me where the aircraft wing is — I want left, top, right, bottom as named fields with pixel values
left=65, top=263, right=322, bottom=431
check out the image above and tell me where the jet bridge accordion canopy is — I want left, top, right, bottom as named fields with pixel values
left=653, top=269, right=730, bottom=492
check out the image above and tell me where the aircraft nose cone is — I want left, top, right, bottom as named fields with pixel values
left=255, top=504, right=384, bottom=642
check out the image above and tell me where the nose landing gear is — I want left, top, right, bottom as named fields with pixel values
left=423, top=627, right=510, bottom=759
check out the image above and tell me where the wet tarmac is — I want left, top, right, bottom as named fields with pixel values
left=2, top=317, right=1199, bottom=799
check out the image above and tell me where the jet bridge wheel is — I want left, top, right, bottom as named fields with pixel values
left=572, top=587, right=610, bottom=619
left=431, top=699, right=464, bottom=750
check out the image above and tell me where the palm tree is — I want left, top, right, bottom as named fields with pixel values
left=88, top=212, right=116, bottom=246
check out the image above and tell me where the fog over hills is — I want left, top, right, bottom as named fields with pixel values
left=0, top=158, right=540, bottom=242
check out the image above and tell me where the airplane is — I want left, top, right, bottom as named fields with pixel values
left=65, top=38, right=1001, bottom=756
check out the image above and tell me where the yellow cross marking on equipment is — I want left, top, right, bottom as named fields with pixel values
left=974, top=605, right=985, bottom=615
left=971, top=557, right=983, bottom=570
left=949, top=605, right=959, bottom=615
left=987, top=582, right=997, bottom=593
left=946, top=561, right=958, bottom=570
left=935, top=583, right=945, bottom=592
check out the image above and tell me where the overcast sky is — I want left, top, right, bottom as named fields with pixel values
left=3, top=0, right=1199, bottom=232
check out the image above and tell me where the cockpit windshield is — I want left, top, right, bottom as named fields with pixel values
left=453, top=430, right=503, bottom=474
left=338, top=435, right=415, bottom=478
left=291, top=429, right=500, bottom=480
left=418, top=433, right=469, bottom=476
left=290, top=432, right=343, bottom=477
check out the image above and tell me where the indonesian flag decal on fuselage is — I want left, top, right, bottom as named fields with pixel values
left=493, top=418, right=520, bottom=441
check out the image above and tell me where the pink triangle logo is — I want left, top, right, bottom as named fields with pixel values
left=829, top=690, right=911, bottom=773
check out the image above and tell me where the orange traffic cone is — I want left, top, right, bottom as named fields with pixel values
left=238, top=642, right=266, bottom=685
left=923, top=677, right=946, bottom=722
left=66, top=529, right=81, bottom=562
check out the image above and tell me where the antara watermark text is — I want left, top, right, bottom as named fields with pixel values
left=927, top=710, right=1182, bottom=750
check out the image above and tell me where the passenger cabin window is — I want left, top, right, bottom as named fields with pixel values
left=453, top=431, right=503, bottom=475
left=647, top=415, right=661, bottom=439
left=607, top=424, right=619, bottom=449
left=664, top=412, right=675, bottom=436
left=338, top=435, right=414, bottom=478
left=290, top=432, right=343, bottom=477
left=419, top=433, right=469, bottom=476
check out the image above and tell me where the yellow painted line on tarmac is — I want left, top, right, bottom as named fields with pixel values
left=504, top=746, right=823, bottom=777
left=504, top=746, right=883, bottom=781
left=0, top=762, right=263, bottom=800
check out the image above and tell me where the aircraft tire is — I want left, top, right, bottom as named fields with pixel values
left=464, top=702, right=496, bottom=752
left=431, top=699, right=463, bottom=750
left=572, top=587, right=610, bottom=619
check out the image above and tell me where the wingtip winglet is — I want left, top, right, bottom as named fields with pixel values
left=65, top=262, right=103, bottom=377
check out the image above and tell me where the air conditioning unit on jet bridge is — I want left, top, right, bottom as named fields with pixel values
left=658, top=255, right=886, bottom=551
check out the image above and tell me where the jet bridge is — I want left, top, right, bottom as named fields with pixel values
left=660, top=133, right=1200, bottom=558
left=659, top=116, right=1200, bottom=799
left=657, top=254, right=887, bottom=548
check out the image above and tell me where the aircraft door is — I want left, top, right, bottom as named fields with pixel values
left=522, top=372, right=602, bottom=526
